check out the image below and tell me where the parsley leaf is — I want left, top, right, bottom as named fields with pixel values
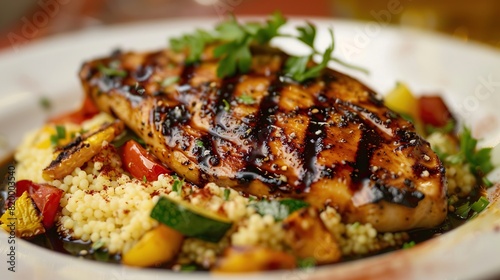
left=304, top=37, right=335, bottom=79
left=455, top=196, right=489, bottom=219
left=284, top=55, right=310, bottom=82
left=39, top=96, right=52, bottom=111
left=425, top=120, right=456, bottom=135
left=170, top=29, right=215, bottom=64
left=470, top=196, right=489, bottom=213
left=180, top=264, right=197, bottom=271
left=50, top=135, right=59, bottom=147
left=90, top=239, right=110, bottom=262
left=237, top=94, right=255, bottom=105
left=297, top=257, right=316, bottom=269
left=56, top=125, right=66, bottom=139
left=94, top=249, right=110, bottom=262
left=459, top=126, right=494, bottom=176
left=399, top=112, right=416, bottom=124
left=223, top=188, right=230, bottom=201
left=252, top=199, right=309, bottom=221
left=483, top=177, right=494, bottom=188
left=254, top=11, right=287, bottom=44
left=284, top=29, right=335, bottom=82
left=285, top=30, right=334, bottom=82
left=402, top=241, right=415, bottom=249
left=111, top=129, right=145, bottom=148
left=222, top=99, right=231, bottom=112
left=455, top=202, right=471, bottom=219
left=215, top=16, right=246, bottom=41
left=172, top=178, right=184, bottom=195
left=195, top=139, right=204, bottom=147
left=296, top=21, right=316, bottom=48
left=279, top=199, right=310, bottom=213
left=288, top=28, right=368, bottom=82
left=91, top=240, right=105, bottom=251
left=97, top=63, right=127, bottom=78
left=50, top=125, right=67, bottom=146
left=214, top=39, right=252, bottom=78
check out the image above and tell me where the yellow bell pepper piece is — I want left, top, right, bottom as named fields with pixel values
left=122, top=224, right=184, bottom=267
left=384, top=82, right=419, bottom=121
left=35, top=125, right=56, bottom=149
left=0, top=192, right=45, bottom=238
left=385, top=82, right=425, bottom=135
left=36, top=124, right=79, bottom=149
left=42, top=120, right=124, bottom=180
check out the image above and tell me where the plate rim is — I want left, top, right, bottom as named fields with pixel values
left=0, top=16, right=499, bottom=280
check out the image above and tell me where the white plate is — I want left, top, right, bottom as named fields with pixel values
left=1, top=17, right=500, bottom=280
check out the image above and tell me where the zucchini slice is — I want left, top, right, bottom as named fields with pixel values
left=150, top=196, right=232, bottom=243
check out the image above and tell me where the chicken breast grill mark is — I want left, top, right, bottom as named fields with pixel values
left=80, top=46, right=447, bottom=232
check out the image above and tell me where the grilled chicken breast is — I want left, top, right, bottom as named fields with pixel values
left=80, top=45, right=447, bottom=232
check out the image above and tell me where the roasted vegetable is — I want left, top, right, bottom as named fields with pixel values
left=122, top=224, right=184, bottom=267
left=282, top=207, right=341, bottom=264
left=150, top=196, right=232, bottom=242
left=418, top=95, right=454, bottom=128
left=16, top=180, right=63, bottom=228
left=0, top=192, right=45, bottom=238
left=384, top=82, right=419, bottom=121
left=42, top=120, right=124, bottom=180
left=213, top=246, right=296, bottom=272
left=120, top=140, right=171, bottom=181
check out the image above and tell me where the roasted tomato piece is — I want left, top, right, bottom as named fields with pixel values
left=418, top=95, right=454, bottom=127
left=49, top=96, right=100, bottom=124
left=15, top=180, right=63, bottom=229
left=121, top=140, right=171, bottom=181
left=16, top=180, right=39, bottom=197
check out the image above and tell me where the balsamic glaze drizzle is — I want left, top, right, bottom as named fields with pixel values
left=301, top=107, right=326, bottom=193
left=235, top=76, right=284, bottom=190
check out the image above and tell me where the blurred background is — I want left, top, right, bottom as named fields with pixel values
left=0, top=0, right=499, bottom=50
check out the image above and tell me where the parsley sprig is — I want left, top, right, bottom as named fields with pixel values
left=458, top=126, right=494, bottom=176
left=433, top=126, right=495, bottom=187
left=170, top=29, right=215, bottom=64
left=168, top=12, right=367, bottom=82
